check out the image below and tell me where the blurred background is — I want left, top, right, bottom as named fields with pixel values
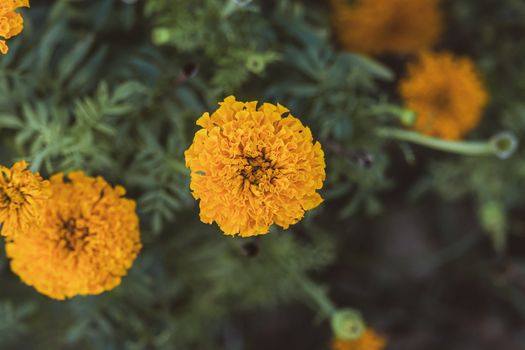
left=1, top=0, right=525, bottom=349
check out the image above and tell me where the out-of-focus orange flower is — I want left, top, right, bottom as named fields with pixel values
left=399, top=51, right=489, bottom=140
left=0, top=160, right=49, bottom=239
left=0, top=0, right=30, bottom=54
left=332, top=328, right=386, bottom=350
left=6, top=172, right=141, bottom=300
left=330, top=0, right=442, bottom=55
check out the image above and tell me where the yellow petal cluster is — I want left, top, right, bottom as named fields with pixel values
left=0, top=0, right=29, bottom=54
left=184, top=96, right=326, bottom=237
left=330, top=0, right=442, bottom=55
left=0, top=160, right=49, bottom=239
left=332, top=328, right=386, bottom=350
left=399, top=51, right=489, bottom=140
left=6, top=171, right=142, bottom=300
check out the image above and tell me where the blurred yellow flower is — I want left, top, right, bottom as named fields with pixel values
left=6, top=172, right=141, bottom=300
left=330, top=0, right=442, bottom=55
left=0, top=160, right=49, bottom=239
left=185, top=96, right=326, bottom=237
left=399, top=51, right=489, bottom=140
left=0, top=0, right=30, bottom=54
left=332, top=328, right=386, bottom=350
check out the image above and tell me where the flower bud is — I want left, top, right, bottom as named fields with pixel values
left=331, top=309, right=366, bottom=341
left=490, top=131, right=519, bottom=159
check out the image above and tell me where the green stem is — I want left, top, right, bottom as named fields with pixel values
left=281, top=262, right=336, bottom=317
left=298, top=273, right=337, bottom=317
left=370, top=105, right=406, bottom=116
left=377, top=127, right=500, bottom=156
left=278, top=260, right=368, bottom=339
left=370, top=105, right=416, bottom=126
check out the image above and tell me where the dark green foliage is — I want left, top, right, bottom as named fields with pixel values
left=1, top=0, right=525, bottom=349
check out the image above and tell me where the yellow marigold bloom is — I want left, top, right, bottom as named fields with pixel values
left=0, top=160, right=49, bottom=239
left=399, top=51, right=489, bottom=140
left=0, top=0, right=29, bottom=54
left=330, top=0, right=442, bottom=55
left=6, top=172, right=141, bottom=300
left=332, top=328, right=386, bottom=350
left=184, top=96, right=326, bottom=237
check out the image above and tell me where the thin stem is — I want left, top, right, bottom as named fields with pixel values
left=298, top=273, right=337, bottom=317
left=370, top=105, right=416, bottom=126
left=281, top=261, right=336, bottom=317
left=377, top=127, right=495, bottom=156
left=370, top=105, right=407, bottom=116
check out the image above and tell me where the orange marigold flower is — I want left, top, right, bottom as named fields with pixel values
left=6, top=172, right=141, bottom=300
left=399, top=51, right=489, bottom=140
left=0, top=0, right=29, bottom=54
left=330, top=0, right=442, bottom=55
left=332, top=328, right=386, bottom=350
left=184, top=96, right=326, bottom=237
left=0, top=160, right=49, bottom=239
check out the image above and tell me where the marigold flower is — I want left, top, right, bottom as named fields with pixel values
left=184, top=96, right=326, bottom=237
left=330, top=0, right=442, bottom=55
left=0, top=160, right=49, bottom=239
left=332, top=328, right=386, bottom=350
left=0, top=0, right=29, bottom=54
left=6, top=172, right=141, bottom=300
left=399, top=52, right=489, bottom=140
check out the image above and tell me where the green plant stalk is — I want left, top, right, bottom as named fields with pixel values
left=281, top=262, right=337, bottom=317
left=280, top=261, right=369, bottom=340
left=370, top=105, right=416, bottom=126
left=376, top=127, right=495, bottom=156
left=297, top=272, right=337, bottom=317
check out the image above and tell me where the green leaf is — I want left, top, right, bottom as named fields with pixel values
left=59, top=35, right=95, bottom=82
left=0, top=114, right=23, bottom=129
left=347, top=53, right=394, bottom=81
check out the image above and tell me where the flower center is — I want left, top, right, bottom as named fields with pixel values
left=240, top=155, right=276, bottom=186
left=431, top=90, right=452, bottom=112
left=385, top=16, right=404, bottom=36
left=0, top=186, right=25, bottom=207
left=0, top=188, right=9, bottom=205
left=61, top=218, right=90, bottom=251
